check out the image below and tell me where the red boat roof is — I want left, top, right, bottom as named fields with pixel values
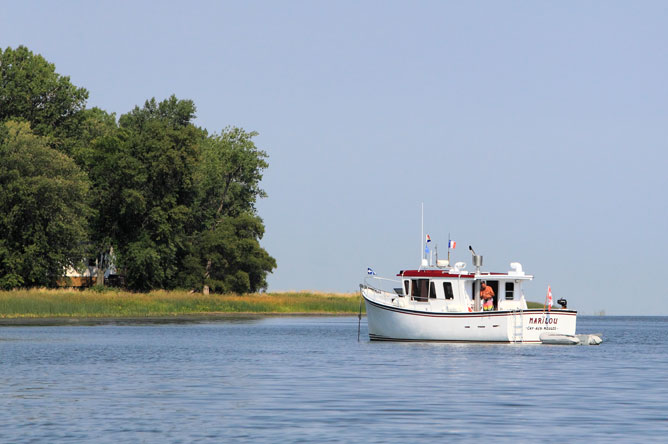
left=398, top=269, right=510, bottom=279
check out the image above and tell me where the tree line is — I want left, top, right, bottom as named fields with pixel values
left=0, top=45, right=276, bottom=293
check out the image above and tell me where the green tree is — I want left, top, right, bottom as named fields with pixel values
left=0, top=121, right=91, bottom=289
left=67, top=107, right=119, bottom=284
left=1, top=45, right=275, bottom=292
left=0, top=46, right=89, bottom=155
left=88, top=96, right=202, bottom=290
left=184, top=128, right=276, bottom=293
left=181, top=213, right=276, bottom=294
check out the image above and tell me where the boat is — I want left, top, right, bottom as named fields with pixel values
left=360, top=245, right=577, bottom=343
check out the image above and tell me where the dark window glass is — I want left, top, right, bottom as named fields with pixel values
left=443, top=282, right=454, bottom=300
left=429, top=281, right=436, bottom=299
left=505, top=282, right=514, bottom=300
left=404, top=280, right=410, bottom=296
left=411, top=279, right=429, bottom=301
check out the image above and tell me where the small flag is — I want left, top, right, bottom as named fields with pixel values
left=426, top=234, right=431, bottom=243
left=367, top=267, right=376, bottom=275
left=448, top=240, right=456, bottom=249
left=547, top=286, right=553, bottom=311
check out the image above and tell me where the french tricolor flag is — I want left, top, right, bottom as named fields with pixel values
left=425, top=234, right=431, bottom=243
left=448, top=240, right=456, bottom=249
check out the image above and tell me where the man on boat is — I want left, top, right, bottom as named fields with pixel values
left=481, top=282, right=494, bottom=311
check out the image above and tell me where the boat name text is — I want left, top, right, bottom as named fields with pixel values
left=528, top=317, right=558, bottom=325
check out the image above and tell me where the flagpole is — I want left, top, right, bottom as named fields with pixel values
left=448, top=232, right=451, bottom=264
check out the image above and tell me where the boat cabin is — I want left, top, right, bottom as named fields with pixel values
left=396, top=262, right=532, bottom=312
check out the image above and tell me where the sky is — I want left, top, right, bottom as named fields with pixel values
left=2, top=1, right=667, bottom=314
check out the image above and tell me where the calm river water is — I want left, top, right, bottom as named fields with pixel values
left=2, top=316, right=667, bottom=443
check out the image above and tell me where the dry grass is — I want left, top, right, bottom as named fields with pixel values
left=0, top=288, right=363, bottom=319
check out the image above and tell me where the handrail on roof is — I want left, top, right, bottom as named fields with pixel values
left=362, top=276, right=402, bottom=296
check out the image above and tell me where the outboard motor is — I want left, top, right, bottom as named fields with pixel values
left=557, top=298, right=568, bottom=309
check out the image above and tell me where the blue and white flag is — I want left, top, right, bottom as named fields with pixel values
left=367, top=267, right=376, bottom=275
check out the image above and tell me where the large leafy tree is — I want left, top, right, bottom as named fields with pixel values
left=181, top=212, right=276, bottom=294
left=88, top=96, right=202, bottom=290
left=0, top=46, right=89, bottom=155
left=1, top=45, right=276, bottom=292
left=76, top=109, right=121, bottom=284
left=182, top=128, right=276, bottom=293
left=0, top=121, right=91, bottom=289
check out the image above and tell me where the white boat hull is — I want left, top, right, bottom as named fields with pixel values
left=363, top=291, right=576, bottom=343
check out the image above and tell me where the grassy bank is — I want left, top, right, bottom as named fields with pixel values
left=0, top=289, right=557, bottom=322
left=0, top=289, right=363, bottom=319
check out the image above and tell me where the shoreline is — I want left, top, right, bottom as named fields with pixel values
left=0, top=289, right=363, bottom=325
left=0, top=312, right=360, bottom=327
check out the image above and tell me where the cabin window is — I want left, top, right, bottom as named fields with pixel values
left=443, top=282, right=454, bottom=300
left=411, top=279, right=429, bottom=301
left=404, top=280, right=410, bottom=296
left=505, top=282, right=514, bottom=300
left=429, top=281, right=436, bottom=299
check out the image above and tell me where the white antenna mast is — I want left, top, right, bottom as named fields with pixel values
left=420, top=202, right=424, bottom=266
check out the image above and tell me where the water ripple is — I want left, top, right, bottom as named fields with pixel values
left=1, top=317, right=668, bottom=442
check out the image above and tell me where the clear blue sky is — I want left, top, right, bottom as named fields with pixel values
left=3, top=1, right=667, bottom=314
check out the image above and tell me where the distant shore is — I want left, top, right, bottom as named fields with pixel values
left=0, top=289, right=362, bottom=326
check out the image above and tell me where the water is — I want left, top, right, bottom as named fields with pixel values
left=1, top=316, right=667, bottom=443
